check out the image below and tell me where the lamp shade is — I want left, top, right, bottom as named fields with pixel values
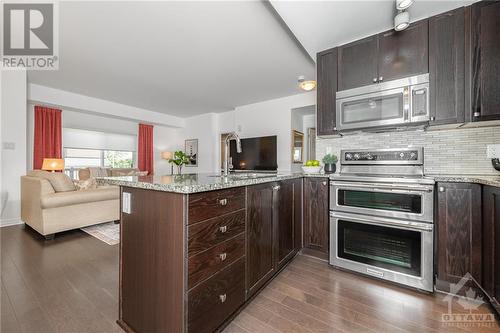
left=161, top=151, right=173, bottom=160
left=41, top=158, right=65, bottom=172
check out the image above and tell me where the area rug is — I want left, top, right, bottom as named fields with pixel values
left=81, top=222, right=120, bottom=245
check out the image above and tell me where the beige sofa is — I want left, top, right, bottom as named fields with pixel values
left=78, top=167, right=142, bottom=180
left=21, top=171, right=120, bottom=240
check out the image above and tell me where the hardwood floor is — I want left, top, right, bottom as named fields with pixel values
left=2, top=224, right=499, bottom=333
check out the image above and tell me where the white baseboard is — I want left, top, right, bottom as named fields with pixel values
left=0, top=218, right=24, bottom=227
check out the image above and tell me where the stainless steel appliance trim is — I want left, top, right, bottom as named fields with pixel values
left=329, top=211, right=433, bottom=231
left=330, top=174, right=435, bottom=185
left=330, top=182, right=434, bottom=223
left=410, top=83, right=430, bottom=123
left=340, top=147, right=423, bottom=165
left=336, top=73, right=430, bottom=99
left=329, top=212, right=434, bottom=292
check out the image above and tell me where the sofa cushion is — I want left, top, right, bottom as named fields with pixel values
left=28, top=170, right=76, bottom=192
left=73, top=177, right=97, bottom=191
left=41, top=186, right=119, bottom=209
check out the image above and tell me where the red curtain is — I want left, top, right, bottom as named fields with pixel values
left=33, top=106, right=62, bottom=170
left=138, top=124, right=154, bottom=175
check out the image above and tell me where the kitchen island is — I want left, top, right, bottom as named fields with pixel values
left=98, top=172, right=328, bottom=333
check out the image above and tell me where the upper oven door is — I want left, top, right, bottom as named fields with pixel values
left=336, top=87, right=408, bottom=131
left=330, top=181, right=434, bottom=223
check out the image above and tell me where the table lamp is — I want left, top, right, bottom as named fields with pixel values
left=42, top=158, right=65, bottom=172
left=161, top=151, right=174, bottom=175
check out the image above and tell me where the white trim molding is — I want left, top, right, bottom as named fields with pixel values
left=0, top=218, right=24, bottom=227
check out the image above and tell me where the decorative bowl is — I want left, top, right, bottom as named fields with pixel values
left=301, top=166, right=323, bottom=174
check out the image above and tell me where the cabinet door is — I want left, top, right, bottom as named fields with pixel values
left=469, top=1, right=500, bottom=122
left=303, top=178, right=329, bottom=253
left=436, top=183, right=482, bottom=292
left=277, top=180, right=295, bottom=268
left=337, top=36, right=378, bottom=91
left=293, top=178, right=303, bottom=252
left=246, top=183, right=275, bottom=296
left=482, top=185, right=500, bottom=313
left=378, top=19, right=429, bottom=83
left=429, top=8, right=465, bottom=126
left=317, top=48, right=338, bottom=136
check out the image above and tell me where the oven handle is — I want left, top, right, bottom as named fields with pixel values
left=330, top=211, right=434, bottom=232
left=330, top=181, right=433, bottom=193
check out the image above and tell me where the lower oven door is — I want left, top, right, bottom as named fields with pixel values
left=329, top=211, right=433, bottom=292
left=330, top=181, right=434, bottom=223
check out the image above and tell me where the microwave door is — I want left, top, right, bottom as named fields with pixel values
left=336, top=88, right=406, bottom=131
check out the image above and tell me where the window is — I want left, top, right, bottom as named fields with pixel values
left=64, top=148, right=135, bottom=171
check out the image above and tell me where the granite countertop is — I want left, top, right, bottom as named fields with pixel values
left=428, top=174, right=500, bottom=188
left=97, top=172, right=330, bottom=194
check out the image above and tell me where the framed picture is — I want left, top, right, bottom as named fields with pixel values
left=185, top=139, right=198, bottom=167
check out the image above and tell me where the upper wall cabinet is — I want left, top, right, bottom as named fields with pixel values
left=317, top=48, right=338, bottom=136
left=429, top=7, right=465, bottom=126
left=377, top=20, right=429, bottom=83
left=468, top=1, right=500, bottom=122
left=337, top=19, right=428, bottom=92
left=337, top=36, right=378, bottom=91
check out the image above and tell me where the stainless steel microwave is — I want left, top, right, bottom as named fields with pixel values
left=336, top=74, right=429, bottom=132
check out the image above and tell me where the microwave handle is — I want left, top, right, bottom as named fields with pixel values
left=403, top=87, right=410, bottom=122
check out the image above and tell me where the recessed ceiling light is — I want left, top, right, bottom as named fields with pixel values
left=396, top=0, right=414, bottom=10
left=298, top=75, right=316, bottom=91
left=394, top=11, right=410, bottom=31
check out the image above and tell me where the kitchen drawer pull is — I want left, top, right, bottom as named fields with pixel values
left=219, top=225, right=228, bottom=233
left=219, top=253, right=227, bottom=261
left=272, top=185, right=280, bottom=191
left=219, top=294, right=227, bottom=303
left=218, top=198, right=228, bottom=206
left=322, top=181, right=327, bottom=186
left=439, top=187, right=445, bottom=192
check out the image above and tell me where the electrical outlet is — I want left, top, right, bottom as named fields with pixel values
left=487, top=144, right=500, bottom=159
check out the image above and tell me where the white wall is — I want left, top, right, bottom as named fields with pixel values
left=1, top=69, right=27, bottom=226
left=215, top=92, right=316, bottom=172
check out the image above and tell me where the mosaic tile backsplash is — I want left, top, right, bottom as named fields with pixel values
left=316, top=126, right=500, bottom=175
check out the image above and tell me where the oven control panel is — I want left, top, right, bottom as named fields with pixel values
left=342, top=148, right=422, bottom=164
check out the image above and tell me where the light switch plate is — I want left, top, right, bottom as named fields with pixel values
left=487, top=144, right=500, bottom=158
left=122, top=192, right=131, bottom=214
left=2, top=142, right=15, bottom=150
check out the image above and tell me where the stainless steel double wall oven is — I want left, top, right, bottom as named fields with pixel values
left=329, top=148, right=435, bottom=292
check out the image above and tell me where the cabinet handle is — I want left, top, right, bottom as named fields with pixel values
left=333, top=127, right=337, bottom=131
left=322, top=181, right=327, bottom=186
left=219, top=225, right=228, bottom=233
left=219, top=294, right=227, bottom=303
left=218, top=198, right=228, bottom=206
left=430, top=116, right=435, bottom=121
left=379, top=76, right=383, bottom=82
left=373, top=78, right=378, bottom=83
left=439, top=187, right=445, bottom=192
left=473, top=111, right=480, bottom=117
left=272, top=185, right=280, bottom=191
left=219, top=253, right=227, bottom=261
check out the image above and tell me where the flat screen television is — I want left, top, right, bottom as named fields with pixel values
left=229, top=135, right=277, bottom=171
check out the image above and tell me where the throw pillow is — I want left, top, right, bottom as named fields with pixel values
left=73, top=177, right=97, bottom=191
left=37, top=172, right=76, bottom=192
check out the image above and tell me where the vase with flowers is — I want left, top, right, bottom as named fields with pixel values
left=169, top=150, right=189, bottom=174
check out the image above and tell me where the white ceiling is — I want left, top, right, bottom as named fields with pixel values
left=28, top=1, right=315, bottom=117
left=270, top=0, right=477, bottom=59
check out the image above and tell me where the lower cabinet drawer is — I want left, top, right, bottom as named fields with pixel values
left=188, top=233, right=245, bottom=289
left=188, top=258, right=245, bottom=333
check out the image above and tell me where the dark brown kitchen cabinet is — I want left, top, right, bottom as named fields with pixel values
left=482, top=185, right=500, bottom=314
left=429, top=8, right=465, bottom=126
left=468, top=1, right=500, bottom=122
left=303, top=177, right=329, bottom=255
left=337, top=37, right=378, bottom=91
left=336, top=19, right=428, bottom=92
left=435, top=182, right=482, bottom=293
left=377, top=19, right=429, bottom=83
left=246, top=182, right=275, bottom=297
left=317, top=48, right=338, bottom=136
left=277, top=178, right=302, bottom=269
